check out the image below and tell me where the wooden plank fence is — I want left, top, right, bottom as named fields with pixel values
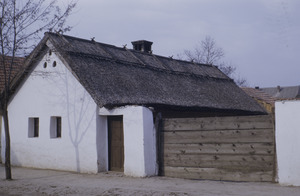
left=160, top=115, right=275, bottom=182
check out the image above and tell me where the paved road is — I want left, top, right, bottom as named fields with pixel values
left=1, top=165, right=300, bottom=196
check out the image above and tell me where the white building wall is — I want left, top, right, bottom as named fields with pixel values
left=275, top=100, right=300, bottom=186
left=1, top=50, right=99, bottom=173
left=99, top=106, right=157, bottom=177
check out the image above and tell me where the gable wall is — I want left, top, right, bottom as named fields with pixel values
left=1, top=50, right=99, bottom=173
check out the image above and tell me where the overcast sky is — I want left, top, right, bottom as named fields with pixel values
left=65, top=0, right=300, bottom=88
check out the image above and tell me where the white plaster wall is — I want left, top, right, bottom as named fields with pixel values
left=99, top=106, right=157, bottom=177
left=96, top=113, right=108, bottom=172
left=1, top=49, right=99, bottom=173
left=275, top=100, right=300, bottom=186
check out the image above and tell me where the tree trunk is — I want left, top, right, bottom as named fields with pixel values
left=3, top=109, right=12, bottom=180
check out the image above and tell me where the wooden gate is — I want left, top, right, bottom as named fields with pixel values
left=159, top=115, right=275, bottom=182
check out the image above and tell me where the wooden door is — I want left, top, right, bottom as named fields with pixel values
left=108, top=116, right=124, bottom=172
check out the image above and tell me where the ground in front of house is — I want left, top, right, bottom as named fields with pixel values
left=0, top=165, right=300, bottom=196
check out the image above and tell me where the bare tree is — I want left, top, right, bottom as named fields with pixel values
left=0, top=0, right=76, bottom=180
left=179, top=36, right=247, bottom=86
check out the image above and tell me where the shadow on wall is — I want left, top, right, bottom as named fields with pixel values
left=40, top=58, right=96, bottom=173
left=66, top=91, right=95, bottom=172
left=62, top=70, right=95, bottom=172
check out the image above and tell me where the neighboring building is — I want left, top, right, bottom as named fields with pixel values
left=275, top=100, right=300, bottom=186
left=1, top=32, right=265, bottom=177
left=259, top=85, right=300, bottom=100
left=242, top=87, right=275, bottom=114
left=244, top=86, right=300, bottom=185
left=0, top=56, right=24, bottom=163
left=0, top=56, right=25, bottom=107
left=242, top=85, right=300, bottom=113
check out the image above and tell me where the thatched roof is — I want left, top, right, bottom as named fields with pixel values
left=12, top=32, right=266, bottom=114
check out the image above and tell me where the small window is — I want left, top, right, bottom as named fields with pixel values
left=49, top=50, right=52, bottom=56
left=28, top=118, right=39, bottom=138
left=43, top=62, right=47, bottom=68
left=52, top=61, right=57, bottom=67
left=50, top=116, right=62, bottom=138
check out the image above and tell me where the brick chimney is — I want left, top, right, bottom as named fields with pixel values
left=131, top=40, right=153, bottom=53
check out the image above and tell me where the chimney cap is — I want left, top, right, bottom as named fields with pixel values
left=131, top=40, right=153, bottom=53
left=131, top=40, right=153, bottom=45
left=277, top=85, right=281, bottom=92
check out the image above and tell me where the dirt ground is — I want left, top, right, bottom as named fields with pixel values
left=1, top=165, right=300, bottom=196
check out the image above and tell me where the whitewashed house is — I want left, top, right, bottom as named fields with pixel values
left=1, top=33, right=265, bottom=177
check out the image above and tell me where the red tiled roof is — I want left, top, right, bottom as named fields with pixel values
left=0, top=56, right=25, bottom=93
left=241, top=87, right=275, bottom=105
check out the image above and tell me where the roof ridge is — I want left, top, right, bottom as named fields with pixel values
left=48, top=32, right=216, bottom=69
left=153, top=53, right=213, bottom=68
left=47, top=32, right=124, bottom=51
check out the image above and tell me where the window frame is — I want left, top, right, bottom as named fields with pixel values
left=28, top=117, right=39, bottom=138
left=50, top=116, right=62, bottom=138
